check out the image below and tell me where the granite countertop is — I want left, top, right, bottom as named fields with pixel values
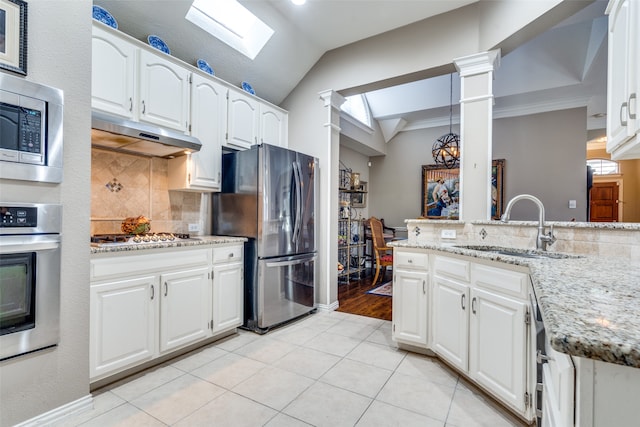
left=390, top=240, right=640, bottom=368
left=90, top=235, right=247, bottom=254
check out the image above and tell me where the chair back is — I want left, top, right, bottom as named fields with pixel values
left=369, top=217, right=388, bottom=251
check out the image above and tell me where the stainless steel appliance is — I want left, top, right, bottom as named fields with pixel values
left=90, top=232, right=197, bottom=247
left=0, top=203, right=62, bottom=360
left=213, top=144, right=317, bottom=333
left=0, top=73, right=64, bottom=183
left=91, top=111, right=202, bottom=158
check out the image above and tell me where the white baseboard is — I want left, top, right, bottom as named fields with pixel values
left=317, top=300, right=339, bottom=312
left=15, top=395, right=93, bottom=427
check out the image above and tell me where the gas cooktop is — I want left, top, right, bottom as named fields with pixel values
left=90, top=232, right=194, bottom=247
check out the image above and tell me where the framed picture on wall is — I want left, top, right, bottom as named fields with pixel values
left=422, top=159, right=504, bottom=219
left=0, top=0, right=27, bottom=75
left=351, top=181, right=367, bottom=208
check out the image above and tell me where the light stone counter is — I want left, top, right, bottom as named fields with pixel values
left=90, top=235, right=247, bottom=255
left=390, top=239, right=640, bottom=368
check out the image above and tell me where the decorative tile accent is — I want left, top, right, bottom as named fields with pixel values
left=479, top=228, right=487, bottom=239
left=413, top=226, right=421, bottom=237
left=105, top=178, right=123, bottom=192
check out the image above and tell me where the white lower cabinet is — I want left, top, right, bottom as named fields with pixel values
left=90, top=275, right=156, bottom=380
left=398, top=250, right=533, bottom=422
left=469, top=287, right=527, bottom=414
left=392, top=249, right=429, bottom=347
left=90, top=244, right=243, bottom=381
left=212, top=245, right=244, bottom=333
left=159, top=267, right=210, bottom=353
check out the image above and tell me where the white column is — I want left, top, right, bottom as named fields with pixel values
left=454, top=50, right=501, bottom=221
left=318, top=90, right=345, bottom=311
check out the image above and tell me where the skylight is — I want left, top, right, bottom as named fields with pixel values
left=341, top=95, right=372, bottom=127
left=185, top=0, right=274, bottom=60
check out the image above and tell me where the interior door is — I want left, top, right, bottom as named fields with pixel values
left=590, top=182, right=619, bottom=222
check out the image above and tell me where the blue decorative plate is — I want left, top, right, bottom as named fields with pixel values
left=147, top=35, right=170, bottom=55
left=241, top=81, right=256, bottom=95
left=197, top=59, right=214, bottom=75
left=93, top=5, right=118, bottom=29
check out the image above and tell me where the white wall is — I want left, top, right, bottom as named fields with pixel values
left=0, top=2, right=92, bottom=425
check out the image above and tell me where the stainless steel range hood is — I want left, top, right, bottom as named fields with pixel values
left=91, top=111, right=201, bottom=157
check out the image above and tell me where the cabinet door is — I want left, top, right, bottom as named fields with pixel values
left=159, top=267, right=210, bottom=353
left=212, top=261, right=244, bottom=333
left=227, top=89, right=259, bottom=149
left=392, top=269, right=428, bottom=347
left=139, top=50, right=190, bottom=132
left=607, top=0, right=634, bottom=152
left=469, top=288, right=527, bottom=414
left=90, top=276, right=156, bottom=380
left=259, top=104, right=287, bottom=147
left=432, top=274, right=469, bottom=371
left=169, top=75, right=227, bottom=191
left=91, top=26, right=136, bottom=119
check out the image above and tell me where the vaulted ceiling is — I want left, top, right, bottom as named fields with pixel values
left=94, top=0, right=607, bottom=140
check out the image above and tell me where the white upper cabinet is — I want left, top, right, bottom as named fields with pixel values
left=169, top=74, right=228, bottom=191
left=260, top=103, right=288, bottom=147
left=91, top=25, right=137, bottom=119
left=227, top=89, right=260, bottom=150
left=606, top=0, right=640, bottom=159
left=138, top=50, right=191, bottom=133
left=227, top=88, right=289, bottom=150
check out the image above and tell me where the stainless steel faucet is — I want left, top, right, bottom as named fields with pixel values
left=500, top=194, right=556, bottom=251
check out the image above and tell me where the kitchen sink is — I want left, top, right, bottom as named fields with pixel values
left=454, top=245, right=583, bottom=259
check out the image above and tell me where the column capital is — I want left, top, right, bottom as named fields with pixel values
left=454, top=49, right=501, bottom=77
left=318, top=89, right=346, bottom=110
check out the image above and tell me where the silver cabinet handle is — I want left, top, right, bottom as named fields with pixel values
left=629, top=93, right=637, bottom=120
left=151, top=284, right=155, bottom=300
left=422, top=279, right=426, bottom=295
left=142, top=100, right=146, bottom=114
left=620, top=101, right=628, bottom=126
left=129, top=97, right=133, bottom=112
left=471, top=297, right=477, bottom=314
left=164, top=282, right=168, bottom=297
left=461, top=293, right=466, bottom=310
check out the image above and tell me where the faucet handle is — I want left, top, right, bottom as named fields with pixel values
left=544, top=224, right=556, bottom=246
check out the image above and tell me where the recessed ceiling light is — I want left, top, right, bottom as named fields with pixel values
left=291, top=0, right=306, bottom=5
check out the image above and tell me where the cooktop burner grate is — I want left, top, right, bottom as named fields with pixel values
left=90, top=232, right=191, bottom=245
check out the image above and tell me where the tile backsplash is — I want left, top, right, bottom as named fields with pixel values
left=91, top=149, right=203, bottom=235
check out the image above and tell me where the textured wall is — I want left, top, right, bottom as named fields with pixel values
left=0, top=2, right=92, bottom=426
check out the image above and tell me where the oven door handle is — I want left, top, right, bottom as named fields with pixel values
left=0, top=237, right=61, bottom=253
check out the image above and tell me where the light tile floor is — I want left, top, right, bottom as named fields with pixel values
left=56, top=311, right=527, bottom=427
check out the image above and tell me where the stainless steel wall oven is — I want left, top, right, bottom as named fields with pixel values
left=0, top=203, right=62, bottom=361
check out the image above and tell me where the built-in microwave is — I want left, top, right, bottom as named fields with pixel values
left=0, top=73, right=64, bottom=183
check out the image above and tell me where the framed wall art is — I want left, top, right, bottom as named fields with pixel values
left=422, top=159, right=504, bottom=220
left=0, top=0, right=27, bottom=75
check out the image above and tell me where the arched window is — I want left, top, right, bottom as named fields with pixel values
left=341, top=94, right=372, bottom=127
left=587, top=158, right=620, bottom=175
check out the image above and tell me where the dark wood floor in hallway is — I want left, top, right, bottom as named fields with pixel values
left=336, top=269, right=392, bottom=321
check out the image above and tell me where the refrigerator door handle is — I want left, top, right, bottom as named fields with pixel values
left=266, top=256, right=315, bottom=268
left=292, top=161, right=303, bottom=245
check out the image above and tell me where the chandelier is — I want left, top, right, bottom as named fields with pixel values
left=432, top=74, right=460, bottom=169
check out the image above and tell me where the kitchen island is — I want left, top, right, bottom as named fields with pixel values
left=392, top=218, right=640, bottom=426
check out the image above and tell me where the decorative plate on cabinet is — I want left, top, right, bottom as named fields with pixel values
left=92, top=5, right=118, bottom=29
left=147, top=35, right=170, bottom=54
left=197, top=59, right=214, bottom=75
left=241, top=81, right=256, bottom=95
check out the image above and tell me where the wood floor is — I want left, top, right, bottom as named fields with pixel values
left=336, top=268, right=392, bottom=321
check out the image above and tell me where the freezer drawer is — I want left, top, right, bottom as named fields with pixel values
left=250, top=253, right=316, bottom=332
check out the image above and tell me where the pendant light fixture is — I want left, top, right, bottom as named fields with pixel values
left=432, top=73, right=460, bottom=169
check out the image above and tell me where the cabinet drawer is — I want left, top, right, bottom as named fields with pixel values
left=472, top=263, right=528, bottom=299
left=213, top=245, right=243, bottom=264
left=394, top=249, right=428, bottom=271
left=433, top=255, right=470, bottom=281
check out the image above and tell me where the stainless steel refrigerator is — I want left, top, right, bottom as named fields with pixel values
left=213, top=143, right=317, bottom=333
